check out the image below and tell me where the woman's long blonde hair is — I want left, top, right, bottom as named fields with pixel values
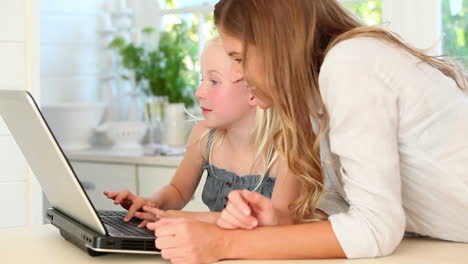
left=214, top=0, right=468, bottom=222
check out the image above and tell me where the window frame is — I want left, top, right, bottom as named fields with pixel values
left=132, top=0, right=446, bottom=56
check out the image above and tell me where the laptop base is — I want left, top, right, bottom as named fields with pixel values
left=59, top=228, right=106, bottom=257
left=47, top=208, right=159, bottom=256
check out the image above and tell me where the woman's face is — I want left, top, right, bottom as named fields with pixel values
left=220, top=30, right=271, bottom=109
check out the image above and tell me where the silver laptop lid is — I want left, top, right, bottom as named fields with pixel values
left=0, top=90, right=107, bottom=235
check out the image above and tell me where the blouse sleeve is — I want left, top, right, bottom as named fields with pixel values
left=318, top=38, right=406, bottom=258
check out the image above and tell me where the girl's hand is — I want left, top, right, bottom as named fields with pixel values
left=217, top=189, right=279, bottom=230
left=103, top=190, right=157, bottom=222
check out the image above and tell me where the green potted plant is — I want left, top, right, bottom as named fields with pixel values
left=109, top=23, right=197, bottom=105
left=109, top=22, right=198, bottom=146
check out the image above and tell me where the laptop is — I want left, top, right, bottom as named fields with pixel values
left=0, top=90, right=159, bottom=256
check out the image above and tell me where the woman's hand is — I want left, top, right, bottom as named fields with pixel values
left=217, top=189, right=279, bottom=230
left=103, top=190, right=157, bottom=222
left=147, top=217, right=227, bottom=263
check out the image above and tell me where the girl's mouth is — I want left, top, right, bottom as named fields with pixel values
left=201, top=107, right=212, bottom=114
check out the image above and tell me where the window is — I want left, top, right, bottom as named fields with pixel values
left=157, top=0, right=217, bottom=90
left=441, top=0, right=468, bottom=64
left=342, top=0, right=383, bottom=26
left=156, top=0, right=384, bottom=85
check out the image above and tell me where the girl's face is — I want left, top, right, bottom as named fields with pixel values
left=220, top=31, right=271, bottom=109
left=195, top=43, right=257, bottom=129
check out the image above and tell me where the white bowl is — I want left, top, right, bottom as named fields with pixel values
left=97, top=121, right=147, bottom=149
left=41, top=103, right=106, bottom=150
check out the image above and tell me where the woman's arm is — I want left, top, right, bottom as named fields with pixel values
left=318, top=38, right=406, bottom=258
left=148, top=217, right=345, bottom=263
left=223, top=221, right=344, bottom=259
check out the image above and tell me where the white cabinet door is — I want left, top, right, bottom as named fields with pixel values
left=137, top=166, right=208, bottom=212
left=137, top=166, right=174, bottom=197
left=71, top=161, right=136, bottom=211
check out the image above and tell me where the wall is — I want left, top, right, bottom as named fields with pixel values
left=0, top=0, right=42, bottom=229
left=40, top=0, right=107, bottom=105
left=383, top=0, right=441, bottom=54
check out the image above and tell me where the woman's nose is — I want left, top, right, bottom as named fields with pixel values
left=230, top=64, right=244, bottom=83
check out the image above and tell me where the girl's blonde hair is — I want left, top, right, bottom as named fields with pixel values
left=214, top=0, right=468, bottom=222
left=200, top=37, right=280, bottom=187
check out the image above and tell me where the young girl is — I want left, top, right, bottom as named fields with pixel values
left=104, top=37, right=301, bottom=228
left=148, top=0, right=468, bottom=262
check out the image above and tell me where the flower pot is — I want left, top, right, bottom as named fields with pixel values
left=144, top=96, right=168, bottom=144
left=163, top=103, right=186, bottom=147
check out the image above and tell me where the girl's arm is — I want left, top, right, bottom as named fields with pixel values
left=148, top=122, right=208, bottom=210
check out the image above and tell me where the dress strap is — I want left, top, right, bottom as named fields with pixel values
left=205, top=128, right=216, bottom=163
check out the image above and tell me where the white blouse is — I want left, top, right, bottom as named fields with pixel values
left=317, top=37, right=468, bottom=258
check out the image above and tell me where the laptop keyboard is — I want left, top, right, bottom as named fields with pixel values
left=98, top=210, right=154, bottom=237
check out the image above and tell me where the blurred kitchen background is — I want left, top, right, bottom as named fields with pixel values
left=0, top=0, right=466, bottom=229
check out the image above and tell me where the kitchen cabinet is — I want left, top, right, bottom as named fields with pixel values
left=137, top=165, right=207, bottom=212
left=64, top=149, right=208, bottom=212
left=70, top=161, right=136, bottom=211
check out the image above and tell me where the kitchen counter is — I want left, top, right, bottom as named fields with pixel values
left=65, top=148, right=183, bottom=167
left=2, top=224, right=468, bottom=263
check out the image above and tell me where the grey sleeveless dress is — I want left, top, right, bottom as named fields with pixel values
left=201, top=129, right=276, bottom=212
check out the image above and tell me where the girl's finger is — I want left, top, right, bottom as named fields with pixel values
left=114, top=192, right=129, bottom=204
left=104, top=191, right=118, bottom=199
left=125, top=203, right=142, bottom=222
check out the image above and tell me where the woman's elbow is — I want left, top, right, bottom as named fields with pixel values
left=374, top=209, right=406, bottom=257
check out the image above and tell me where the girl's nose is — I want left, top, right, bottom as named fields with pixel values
left=195, top=83, right=206, bottom=100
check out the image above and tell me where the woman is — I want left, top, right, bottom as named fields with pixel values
left=146, top=0, right=468, bottom=262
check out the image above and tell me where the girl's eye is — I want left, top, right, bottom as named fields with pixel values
left=234, top=58, right=242, bottom=63
left=210, top=80, right=219, bottom=85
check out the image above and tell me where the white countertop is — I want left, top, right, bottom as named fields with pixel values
left=65, top=148, right=183, bottom=167
left=2, top=224, right=468, bottom=264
